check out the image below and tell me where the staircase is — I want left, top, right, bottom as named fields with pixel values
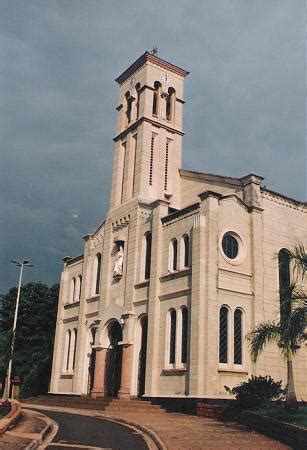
left=21, top=394, right=165, bottom=414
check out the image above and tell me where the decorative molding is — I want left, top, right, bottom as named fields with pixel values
left=218, top=287, right=253, bottom=297
left=66, top=255, right=84, bottom=266
left=138, top=208, right=152, bottom=222
left=63, top=316, right=79, bottom=323
left=162, top=203, right=199, bottom=226
left=134, top=280, right=150, bottom=289
left=159, top=288, right=191, bottom=301
left=85, top=311, right=99, bottom=319
left=219, top=268, right=252, bottom=279
left=64, top=301, right=80, bottom=310
left=262, top=189, right=306, bottom=212
left=112, top=215, right=130, bottom=231
left=218, top=369, right=248, bottom=375
left=160, top=268, right=191, bottom=282
left=86, top=296, right=100, bottom=303
left=113, top=116, right=184, bottom=142
left=161, top=368, right=187, bottom=376
left=133, top=299, right=148, bottom=306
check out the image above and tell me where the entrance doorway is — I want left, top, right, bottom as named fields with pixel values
left=105, top=321, right=123, bottom=397
left=137, top=316, right=148, bottom=397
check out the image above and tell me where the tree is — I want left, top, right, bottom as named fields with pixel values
left=247, top=244, right=306, bottom=409
left=0, top=282, right=59, bottom=397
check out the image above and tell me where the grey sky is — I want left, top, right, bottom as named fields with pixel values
left=0, top=0, right=305, bottom=292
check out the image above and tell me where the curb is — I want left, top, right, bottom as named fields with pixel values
left=0, top=400, right=22, bottom=435
left=98, top=414, right=167, bottom=450
left=22, top=409, right=58, bottom=450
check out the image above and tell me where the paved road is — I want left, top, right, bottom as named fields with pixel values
left=35, top=409, right=148, bottom=450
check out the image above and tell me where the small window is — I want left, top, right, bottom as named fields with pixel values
left=169, top=239, right=178, bottom=271
left=169, top=309, right=176, bottom=364
left=72, top=328, right=78, bottom=370
left=278, top=249, right=290, bottom=291
left=95, top=253, right=102, bottom=295
left=65, top=330, right=71, bottom=371
left=78, top=275, right=82, bottom=300
left=166, top=87, right=175, bottom=121
left=144, top=232, right=152, bottom=280
left=181, top=307, right=188, bottom=364
left=234, top=309, right=243, bottom=365
left=70, top=278, right=76, bottom=303
left=219, top=307, right=228, bottom=363
left=182, top=234, right=190, bottom=268
left=222, top=234, right=239, bottom=259
left=152, top=81, right=161, bottom=116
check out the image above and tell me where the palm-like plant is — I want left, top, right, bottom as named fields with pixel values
left=247, top=244, right=306, bottom=409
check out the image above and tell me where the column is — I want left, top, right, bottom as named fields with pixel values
left=91, top=348, right=107, bottom=398
left=118, top=344, right=133, bottom=399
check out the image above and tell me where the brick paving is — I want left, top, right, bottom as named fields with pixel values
left=102, top=410, right=290, bottom=450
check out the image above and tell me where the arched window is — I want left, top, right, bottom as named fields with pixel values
left=219, top=307, right=228, bottom=364
left=278, top=249, right=290, bottom=292
left=166, top=87, right=175, bottom=121
left=144, top=232, right=152, bottom=280
left=72, top=328, right=78, bottom=370
left=169, top=239, right=178, bottom=271
left=181, top=307, right=188, bottom=364
left=78, top=275, right=82, bottom=300
left=64, top=330, right=71, bottom=371
left=135, top=83, right=141, bottom=119
left=182, top=234, right=190, bottom=268
left=94, top=253, right=102, bottom=295
left=125, top=91, right=133, bottom=124
left=70, top=278, right=76, bottom=303
left=169, top=309, right=176, bottom=364
left=152, top=81, right=161, bottom=116
left=234, top=309, right=243, bottom=365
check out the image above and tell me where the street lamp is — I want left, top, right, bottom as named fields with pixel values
left=2, top=260, right=33, bottom=399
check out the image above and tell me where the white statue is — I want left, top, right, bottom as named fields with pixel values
left=113, top=245, right=124, bottom=278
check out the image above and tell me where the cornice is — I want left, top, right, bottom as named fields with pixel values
left=115, top=51, right=189, bottom=84
left=113, top=116, right=185, bottom=142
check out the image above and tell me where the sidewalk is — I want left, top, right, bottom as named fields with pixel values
left=19, top=403, right=290, bottom=450
left=0, top=408, right=55, bottom=450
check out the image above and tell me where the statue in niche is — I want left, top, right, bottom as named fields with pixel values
left=113, top=244, right=124, bottom=279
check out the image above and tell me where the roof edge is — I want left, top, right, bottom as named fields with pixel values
left=115, top=51, right=189, bottom=84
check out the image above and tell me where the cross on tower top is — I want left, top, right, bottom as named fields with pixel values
left=151, top=46, right=158, bottom=56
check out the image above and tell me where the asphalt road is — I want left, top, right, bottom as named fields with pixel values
left=35, top=409, right=148, bottom=450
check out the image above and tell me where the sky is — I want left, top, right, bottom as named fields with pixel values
left=0, top=0, right=305, bottom=292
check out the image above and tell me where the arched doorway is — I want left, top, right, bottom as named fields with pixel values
left=138, top=316, right=148, bottom=397
left=105, top=321, right=123, bottom=397
left=87, top=328, right=97, bottom=395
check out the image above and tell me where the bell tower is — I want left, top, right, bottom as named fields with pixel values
left=109, top=51, right=189, bottom=209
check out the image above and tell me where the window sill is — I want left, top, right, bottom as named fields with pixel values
left=161, top=368, right=187, bottom=376
left=134, top=280, right=150, bottom=289
left=64, top=301, right=80, bottom=309
left=86, top=295, right=100, bottom=303
left=160, top=268, right=191, bottom=282
left=60, top=373, right=73, bottom=379
left=218, top=368, right=248, bottom=375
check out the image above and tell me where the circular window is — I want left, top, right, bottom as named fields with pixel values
left=222, top=234, right=239, bottom=259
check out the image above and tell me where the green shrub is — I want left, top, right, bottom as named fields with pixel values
left=225, top=375, right=285, bottom=409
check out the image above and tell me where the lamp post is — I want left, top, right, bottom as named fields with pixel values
left=2, top=260, right=33, bottom=399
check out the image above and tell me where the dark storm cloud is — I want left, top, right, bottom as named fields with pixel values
left=0, top=0, right=305, bottom=291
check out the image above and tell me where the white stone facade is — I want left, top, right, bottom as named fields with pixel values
left=50, top=52, right=306, bottom=401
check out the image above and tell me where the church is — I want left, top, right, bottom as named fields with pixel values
left=49, top=52, right=306, bottom=405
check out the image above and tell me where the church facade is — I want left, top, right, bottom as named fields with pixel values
left=50, top=52, right=306, bottom=402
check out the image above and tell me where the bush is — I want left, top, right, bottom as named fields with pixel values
left=225, top=375, right=285, bottom=409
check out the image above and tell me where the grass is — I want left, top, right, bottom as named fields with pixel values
left=254, top=405, right=307, bottom=429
